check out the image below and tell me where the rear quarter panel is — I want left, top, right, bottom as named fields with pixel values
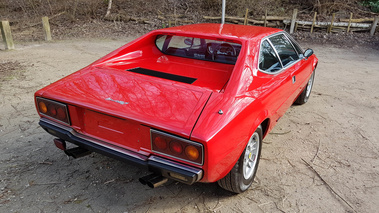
left=191, top=40, right=271, bottom=182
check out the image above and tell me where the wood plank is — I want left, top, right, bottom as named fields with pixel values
left=290, top=9, right=298, bottom=34
left=42, top=16, right=52, bottom=41
left=283, top=20, right=371, bottom=28
left=203, top=16, right=264, bottom=25
left=260, top=16, right=290, bottom=21
left=370, top=17, right=379, bottom=36
left=244, top=8, right=249, bottom=25
left=341, top=18, right=374, bottom=23
left=329, top=13, right=335, bottom=33
left=0, top=20, right=15, bottom=50
left=311, top=12, right=317, bottom=33
left=347, top=13, right=353, bottom=32
left=203, top=16, right=221, bottom=20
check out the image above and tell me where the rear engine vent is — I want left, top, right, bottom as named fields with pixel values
left=127, top=67, right=197, bottom=84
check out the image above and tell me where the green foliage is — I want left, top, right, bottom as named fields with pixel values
left=362, top=0, right=379, bottom=13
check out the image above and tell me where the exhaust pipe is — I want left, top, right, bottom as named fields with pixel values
left=139, top=174, right=168, bottom=188
left=147, top=176, right=168, bottom=188
left=139, top=174, right=157, bottom=185
left=64, top=147, right=92, bottom=158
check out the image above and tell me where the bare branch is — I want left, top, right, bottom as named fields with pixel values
left=301, top=158, right=356, bottom=212
left=105, top=0, right=112, bottom=18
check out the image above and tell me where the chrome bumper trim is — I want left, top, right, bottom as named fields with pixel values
left=41, top=118, right=148, bottom=162
left=148, top=156, right=203, bottom=182
left=39, top=118, right=203, bottom=184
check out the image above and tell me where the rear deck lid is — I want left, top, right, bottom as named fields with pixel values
left=40, top=67, right=212, bottom=137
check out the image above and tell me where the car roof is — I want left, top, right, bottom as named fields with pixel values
left=153, top=23, right=283, bottom=41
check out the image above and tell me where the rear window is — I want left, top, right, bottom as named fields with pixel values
left=155, top=35, right=242, bottom=64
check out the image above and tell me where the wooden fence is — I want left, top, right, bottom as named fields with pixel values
left=2, top=10, right=378, bottom=50
left=204, top=9, right=379, bottom=36
left=1, top=17, right=52, bottom=50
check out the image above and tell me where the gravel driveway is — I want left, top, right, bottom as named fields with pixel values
left=0, top=39, right=378, bottom=213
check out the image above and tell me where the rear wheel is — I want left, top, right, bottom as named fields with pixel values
left=217, top=125, right=262, bottom=193
left=295, top=70, right=315, bottom=105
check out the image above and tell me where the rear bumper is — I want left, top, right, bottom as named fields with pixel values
left=39, top=118, right=203, bottom=185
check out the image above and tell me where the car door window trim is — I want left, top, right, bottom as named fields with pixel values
left=258, top=32, right=301, bottom=75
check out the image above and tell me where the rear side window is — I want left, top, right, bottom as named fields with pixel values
left=268, top=34, right=299, bottom=67
left=155, top=35, right=242, bottom=64
left=259, top=40, right=282, bottom=72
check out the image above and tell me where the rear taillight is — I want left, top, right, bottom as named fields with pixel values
left=151, top=130, right=203, bottom=165
left=36, top=97, right=70, bottom=125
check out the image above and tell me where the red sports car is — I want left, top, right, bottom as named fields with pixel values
left=35, top=23, right=318, bottom=193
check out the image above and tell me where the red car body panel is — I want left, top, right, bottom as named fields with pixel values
left=36, top=66, right=211, bottom=138
left=35, top=23, right=318, bottom=183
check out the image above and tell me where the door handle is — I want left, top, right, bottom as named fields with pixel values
left=292, top=75, right=296, bottom=84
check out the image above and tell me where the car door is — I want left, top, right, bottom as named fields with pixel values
left=257, top=38, right=293, bottom=122
left=284, top=33, right=314, bottom=98
left=267, top=33, right=308, bottom=116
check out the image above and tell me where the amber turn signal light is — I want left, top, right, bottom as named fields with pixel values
left=38, top=101, right=48, bottom=114
left=185, top=146, right=199, bottom=161
left=151, top=129, right=203, bottom=165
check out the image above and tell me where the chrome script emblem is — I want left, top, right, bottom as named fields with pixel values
left=105, top=97, right=129, bottom=105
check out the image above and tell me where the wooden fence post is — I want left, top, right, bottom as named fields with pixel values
left=370, top=17, right=379, bottom=36
left=264, top=9, right=268, bottom=27
left=347, top=13, right=353, bottom=32
left=290, top=9, right=298, bottom=34
left=244, top=8, right=249, bottom=25
left=311, top=12, right=317, bottom=33
left=42, top=16, right=52, bottom=41
left=0, top=20, right=15, bottom=50
left=329, top=13, right=335, bottom=33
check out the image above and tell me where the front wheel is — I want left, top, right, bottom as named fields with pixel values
left=217, top=125, right=262, bottom=193
left=295, top=70, right=316, bottom=105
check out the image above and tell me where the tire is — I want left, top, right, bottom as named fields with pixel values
left=217, top=125, right=262, bottom=193
left=295, top=70, right=315, bottom=105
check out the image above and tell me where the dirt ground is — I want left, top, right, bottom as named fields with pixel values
left=0, top=38, right=378, bottom=213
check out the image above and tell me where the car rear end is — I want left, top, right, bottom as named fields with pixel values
left=34, top=59, right=214, bottom=185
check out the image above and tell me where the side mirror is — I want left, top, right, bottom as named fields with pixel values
left=304, top=48, right=314, bottom=58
